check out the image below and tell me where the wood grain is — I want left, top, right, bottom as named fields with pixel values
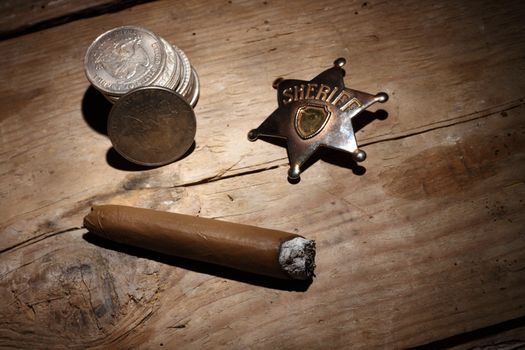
left=1, top=0, right=524, bottom=348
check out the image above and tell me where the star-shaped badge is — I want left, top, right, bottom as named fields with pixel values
left=248, top=58, right=388, bottom=180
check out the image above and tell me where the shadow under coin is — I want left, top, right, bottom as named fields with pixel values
left=83, top=232, right=312, bottom=292
left=105, top=148, right=157, bottom=171
left=105, top=141, right=196, bottom=171
left=81, top=86, right=112, bottom=135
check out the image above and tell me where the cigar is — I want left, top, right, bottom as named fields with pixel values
left=83, top=205, right=315, bottom=280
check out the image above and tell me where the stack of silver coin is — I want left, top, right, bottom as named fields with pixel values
left=84, top=26, right=199, bottom=107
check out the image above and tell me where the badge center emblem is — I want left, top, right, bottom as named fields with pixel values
left=295, top=104, right=331, bottom=139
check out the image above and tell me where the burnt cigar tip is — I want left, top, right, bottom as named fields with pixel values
left=279, top=237, right=316, bottom=280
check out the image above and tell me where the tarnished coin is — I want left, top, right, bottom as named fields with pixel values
left=85, top=26, right=166, bottom=96
left=108, top=86, right=196, bottom=166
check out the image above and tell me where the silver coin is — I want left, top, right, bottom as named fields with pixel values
left=167, top=44, right=183, bottom=91
left=182, top=69, right=194, bottom=99
left=152, top=38, right=179, bottom=88
left=177, top=66, right=198, bottom=107
left=189, top=67, right=200, bottom=107
left=172, top=45, right=191, bottom=96
left=85, top=26, right=166, bottom=96
left=105, top=94, right=119, bottom=104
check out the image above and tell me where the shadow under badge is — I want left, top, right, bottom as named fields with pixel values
left=248, top=58, right=389, bottom=180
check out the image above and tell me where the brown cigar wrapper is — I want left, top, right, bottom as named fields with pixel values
left=84, top=205, right=314, bottom=280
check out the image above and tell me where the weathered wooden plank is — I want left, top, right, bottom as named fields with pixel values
left=1, top=100, right=524, bottom=349
left=1, top=0, right=524, bottom=348
left=0, top=0, right=154, bottom=40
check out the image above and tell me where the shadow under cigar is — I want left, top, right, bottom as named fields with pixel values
left=83, top=232, right=313, bottom=292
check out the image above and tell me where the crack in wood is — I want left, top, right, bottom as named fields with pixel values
left=80, top=266, right=103, bottom=331
left=410, top=315, right=525, bottom=349
left=0, top=226, right=83, bottom=256
left=175, top=164, right=285, bottom=187
left=10, top=288, right=36, bottom=320
left=1, top=186, right=96, bottom=228
left=169, top=163, right=287, bottom=189
left=361, top=98, right=524, bottom=147
left=106, top=308, right=155, bottom=345
left=0, top=249, right=63, bottom=279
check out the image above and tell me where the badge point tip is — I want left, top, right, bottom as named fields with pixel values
left=334, top=57, right=346, bottom=68
left=247, top=130, right=259, bottom=141
left=288, top=165, right=301, bottom=180
left=376, top=92, right=389, bottom=103
left=352, top=149, right=367, bottom=162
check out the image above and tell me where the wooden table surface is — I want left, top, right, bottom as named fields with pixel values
left=1, top=0, right=525, bottom=348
